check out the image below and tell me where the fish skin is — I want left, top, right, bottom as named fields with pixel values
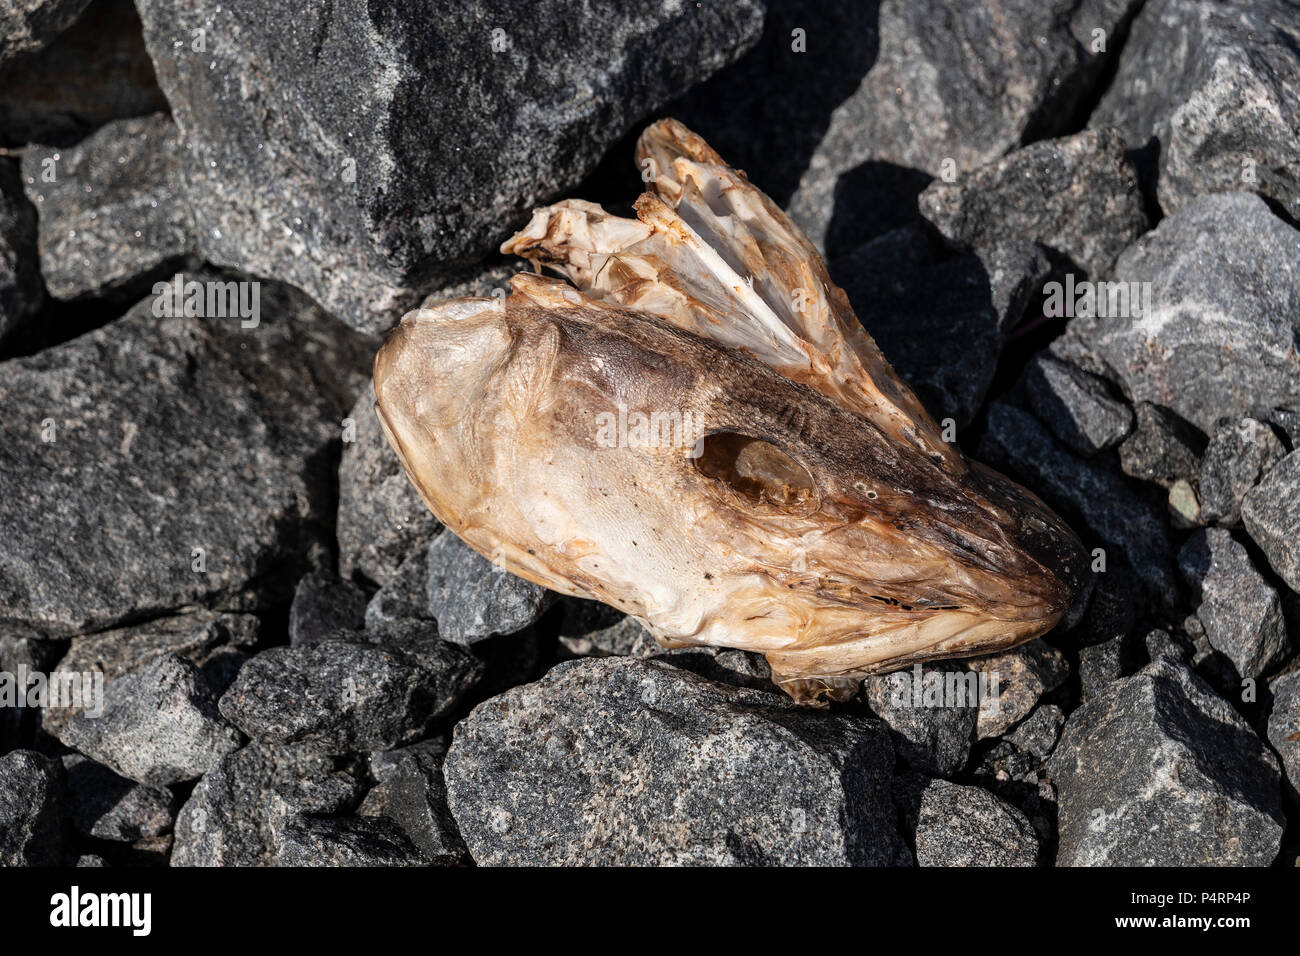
left=374, top=120, right=1086, bottom=706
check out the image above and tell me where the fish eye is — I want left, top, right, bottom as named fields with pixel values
left=694, top=431, right=816, bottom=509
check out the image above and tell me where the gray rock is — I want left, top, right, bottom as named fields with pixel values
left=832, top=225, right=1000, bottom=426
left=445, top=657, right=905, bottom=866
left=864, top=663, right=978, bottom=775
left=0, top=749, right=64, bottom=865
left=22, top=114, right=195, bottom=301
left=0, top=0, right=90, bottom=65
left=0, top=278, right=372, bottom=636
left=675, top=0, right=1143, bottom=257
left=134, top=0, right=763, bottom=331
left=1117, top=403, right=1203, bottom=489
left=337, top=383, right=439, bottom=587
left=919, top=128, right=1147, bottom=277
left=979, top=402, right=1178, bottom=603
left=1267, top=671, right=1300, bottom=805
left=1092, top=0, right=1300, bottom=221
left=968, top=639, right=1069, bottom=739
left=0, top=158, right=43, bottom=347
left=219, top=639, right=482, bottom=754
left=1025, top=355, right=1132, bottom=456
left=75, top=854, right=106, bottom=867
left=358, top=739, right=464, bottom=864
left=62, top=653, right=243, bottom=786
left=1050, top=658, right=1284, bottom=865
left=62, top=754, right=175, bottom=842
left=914, top=780, right=1039, bottom=867
left=1052, top=193, right=1300, bottom=436
left=275, top=814, right=424, bottom=867
left=1242, top=450, right=1300, bottom=594
left=1070, top=573, right=1138, bottom=701
left=288, top=571, right=368, bottom=648
left=978, top=241, right=1055, bottom=336
left=1004, top=704, right=1064, bottom=762
left=1178, top=529, right=1288, bottom=681
left=652, top=646, right=774, bottom=694
left=1143, top=628, right=1191, bottom=665
left=172, top=742, right=362, bottom=866
left=41, top=609, right=258, bottom=740
left=425, top=532, right=554, bottom=644
left=364, top=549, right=433, bottom=634
left=1200, top=417, right=1286, bottom=526
left=556, top=597, right=660, bottom=658
left=0, top=0, right=169, bottom=148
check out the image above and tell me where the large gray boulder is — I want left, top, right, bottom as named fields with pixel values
left=445, top=657, right=906, bottom=866
left=133, top=0, right=764, bottom=331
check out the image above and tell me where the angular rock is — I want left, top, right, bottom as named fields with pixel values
left=62, top=754, right=175, bottom=842
left=832, top=225, right=1000, bottom=426
left=1050, top=658, right=1284, bottom=865
left=134, top=0, right=763, bottom=331
left=41, top=609, right=258, bottom=740
left=22, top=113, right=196, bottom=302
left=914, top=779, right=1039, bottom=867
left=358, top=739, right=464, bottom=864
left=977, top=240, right=1054, bottom=335
left=1200, top=417, right=1285, bottom=526
left=675, top=0, right=1144, bottom=256
left=172, top=742, right=363, bottom=866
left=1242, top=450, right=1300, bottom=594
left=446, top=657, right=905, bottom=866
left=219, top=639, right=482, bottom=754
left=1052, top=193, right=1300, bottom=436
left=1143, top=628, right=1192, bottom=665
left=289, top=570, right=368, bottom=648
left=425, top=532, right=554, bottom=645
left=1178, top=529, right=1288, bottom=680
left=364, top=549, right=433, bottom=634
left=275, top=814, right=424, bottom=866
left=979, top=402, right=1178, bottom=602
left=62, top=653, right=243, bottom=786
left=337, top=384, right=439, bottom=587
left=0, top=749, right=64, bottom=865
left=0, top=0, right=90, bottom=64
left=920, top=128, right=1147, bottom=277
left=556, top=598, right=660, bottom=658
left=0, top=0, right=169, bottom=148
left=968, top=639, right=1068, bottom=739
left=0, top=158, right=43, bottom=347
left=652, top=646, right=774, bottom=694
left=1267, top=671, right=1300, bottom=805
left=1117, top=402, right=1203, bottom=489
left=1024, top=355, right=1132, bottom=456
left=1092, top=0, right=1300, bottom=221
left=0, top=278, right=371, bottom=636
left=1068, top=572, right=1137, bottom=703
left=864, top=663, right=978, bottom=775
left=1004, top=704, right=1064, bottom=763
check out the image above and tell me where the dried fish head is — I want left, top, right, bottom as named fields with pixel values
left=374, top=119, right=1086, bottom=705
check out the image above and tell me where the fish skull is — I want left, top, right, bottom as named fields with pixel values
left=373, top=119, right=1086, bottom=705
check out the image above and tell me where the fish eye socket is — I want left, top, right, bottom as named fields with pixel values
left=694, top=432, right=816, bottom=510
